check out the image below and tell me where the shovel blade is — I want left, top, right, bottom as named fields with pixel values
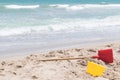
left=86, top=61, right=105, bottom=76
left=98, top=49, right=113, bottom=63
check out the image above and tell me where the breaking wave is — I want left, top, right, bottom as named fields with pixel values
left=2, top=4, right=120, bottom=10
left=0, top=15, right=120, bottom=36
left=4, top=5, right=40, bottom=9
left=49, top=4, right=120, bottom=10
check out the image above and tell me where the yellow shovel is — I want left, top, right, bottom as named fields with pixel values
left=86, top=61, right=105, bottom=77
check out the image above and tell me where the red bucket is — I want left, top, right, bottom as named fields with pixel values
left=92, top=49, right=113, bottom=63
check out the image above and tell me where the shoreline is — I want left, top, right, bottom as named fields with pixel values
left=0, top=39, right=120, bottom=57
left=0, top=41, right=120, bottom=80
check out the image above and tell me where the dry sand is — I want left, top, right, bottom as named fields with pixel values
left=0, top=42, right=120, bottom=80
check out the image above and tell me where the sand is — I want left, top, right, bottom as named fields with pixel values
left=0, top=42, right=120, bottom=80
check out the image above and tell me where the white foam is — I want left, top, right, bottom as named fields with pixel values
left=0, top=15, right=120, bottom=36
left=49, top=4, right=69, bottom=8
left=49, top=4, right=84, bottom=10
left=49, top=4, right=120, bottom=10
left=5, top=5, right=40, bottom=9
left=82, top=4, right=120, bottom=8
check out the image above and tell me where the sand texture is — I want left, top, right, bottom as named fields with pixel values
left=0, top=42, right=120, bottom=80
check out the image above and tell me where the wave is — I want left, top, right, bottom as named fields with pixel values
left=49, top=4, right=120, bottom=10
left=0, top=15, right=120, bottom=36
left=2, top=4, right=120, bottom=10
left=4, top=5, right=40, bottom=9
left=49, top=4, right=84, bottom=10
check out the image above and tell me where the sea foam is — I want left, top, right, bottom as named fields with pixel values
left=4, top=4, right=120, bottom=10
left=49, top=4, right=120, bottom=10
left=0, top=15, right=120, bottom=36
left=5, top=5, right=40, bottom=9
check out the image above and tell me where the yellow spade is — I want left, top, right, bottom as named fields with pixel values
left=86, top=61, right=105, bottom=77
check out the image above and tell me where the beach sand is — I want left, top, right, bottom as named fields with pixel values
left=0, top=42, right=120, bottom=80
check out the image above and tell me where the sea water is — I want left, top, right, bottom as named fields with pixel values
left=0, top=0, right=120, bottom=56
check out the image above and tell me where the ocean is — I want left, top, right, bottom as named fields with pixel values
left=0, top=0, right=120, bottom=56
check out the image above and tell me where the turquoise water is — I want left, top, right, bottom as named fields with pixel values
left=0, top=3, right=120, bottom=35
left=0, top=0, right=120, bottom=4
left=0, top=0, right=120, bottom=55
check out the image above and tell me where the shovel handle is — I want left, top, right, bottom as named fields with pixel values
left=39, top=56, right=91, bottom=62
left=91, top=55, right=99, bottom=59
